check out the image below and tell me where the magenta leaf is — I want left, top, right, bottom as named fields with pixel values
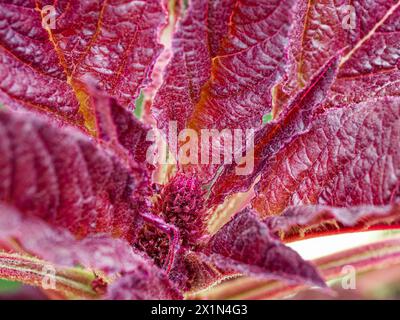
left=194, top=237, right=400, bottom=300
left=0, top=204, right=139, bottom=274
left=153, top=0, right=212, bottom=134
left=252, top=97, right=400, bottom=217
left=206, top=208, right=326, bottom=287
left=169, top=249, right=227, bottom=292
left=278, top=0, right=400, bottom=113
left=188, top=0, right=297, bottom=131
left=0, top=0, right=81, bottom=123
left=42, top=0, right=166, bottom=107
left=266, top=204, right=400, bottom=242
left=209, top=54, right=341, bottom=205
left=91, top=87, right=153, bottom=168
left=0, top=108, right=184, bottom=273
left=0, top=0, right=166, bottom=131
left=0, top=109, right=148, bottom=241
left=207, top=0, right=236, bottom=58
left=330, top=1, right=400, bottom=105
left=0, top=203, right=182, bottom=299
left=154, top=0, right=297, bottom=135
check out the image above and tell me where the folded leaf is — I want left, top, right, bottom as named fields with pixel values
left=188, top=0, right=296, bottom=131
left=209, top=54, right=340, bottom=205
left=153, top=0, right=212, bottom=134
left=206, top=208, right=326, bottom=287
left=0, top=204, right=182, bottom=299
left=0, top=109, right=148, bottom=241
left=253, top=97, right=400, bottom=216
left=168, top=248, right=233, bottom=292
left=91, top=87, right=153, bottom=168
left=195, top=236, right=400, bottom=300
left=276, top=0, right=400, bottom=115
left=154, top=0, right=296, bottom=134
left=0, top=204, right=142, bottom=274
left=267, top=204, right=400, bottom=242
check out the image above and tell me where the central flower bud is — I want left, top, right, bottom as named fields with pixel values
left=155, top=173, right=207, bottom=247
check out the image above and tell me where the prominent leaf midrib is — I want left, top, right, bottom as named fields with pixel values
left=262, top=104, right=379, bottom=215
left=68, top=0, right=109, bottom=76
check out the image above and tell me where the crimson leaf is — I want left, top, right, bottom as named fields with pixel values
left=206, top=208, right=326, bottom=287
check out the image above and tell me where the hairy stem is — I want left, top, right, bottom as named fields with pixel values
left=0, top=251, right=102, bottom=299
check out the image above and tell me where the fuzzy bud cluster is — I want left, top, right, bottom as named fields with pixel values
left=155, top=173, right=207, bottom=248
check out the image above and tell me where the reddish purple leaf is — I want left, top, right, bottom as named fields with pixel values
left=195, top=237, right=400, bottom=300
left=0, top=0, right=166, bottom=131
left=152, top=0, right=237, bottom=133
left=252, top=97, right=400, bottom=217
left=168, top=249, right=227, bottom=292
left=91, top=87, right=153, bottom=168
left=329, top=1, right=400, bottom=105
left=153, top=0, right=212, bottom=134
left=207, top=0, right=236, bottom=58
left=0, top=1, right=81, bottom=123
left=209, top=54, right=340, bottom=205
left=0, top=204, right=138, bottom=274
left=330, top=69, right=400, bottom=107
left=154, top=0, right=296, bottom=134
left=276, top=0, right=400, bottom=115
left=188, top=0, right=296, bottom=131
left=266, top=204, right=400, bottom=242
left=43, top=0, right=166, bottom=107
left=206, top=208, right=326, bottom=287
left=0, top=203, right=182, bottom=299
left=0, top=109, right=148, bottom=241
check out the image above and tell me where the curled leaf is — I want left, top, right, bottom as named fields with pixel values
left=91, top=87, right=153, bottom=168
left=195, top=236, right=400, bottom=300
left=206, top=208, right=326, bottom=287
left=0, top=203, right=182, bottom=299
left=153, top=0, right=212, bottom=134
left=267, top=204, right=400, bottom=242
left=188, top=0, right=297, bottom=131
left=210, top=54, right=340, bottom=205
left=252, top=97, right=400, bottom=216
left=0, top=109, right=148, bottom=241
